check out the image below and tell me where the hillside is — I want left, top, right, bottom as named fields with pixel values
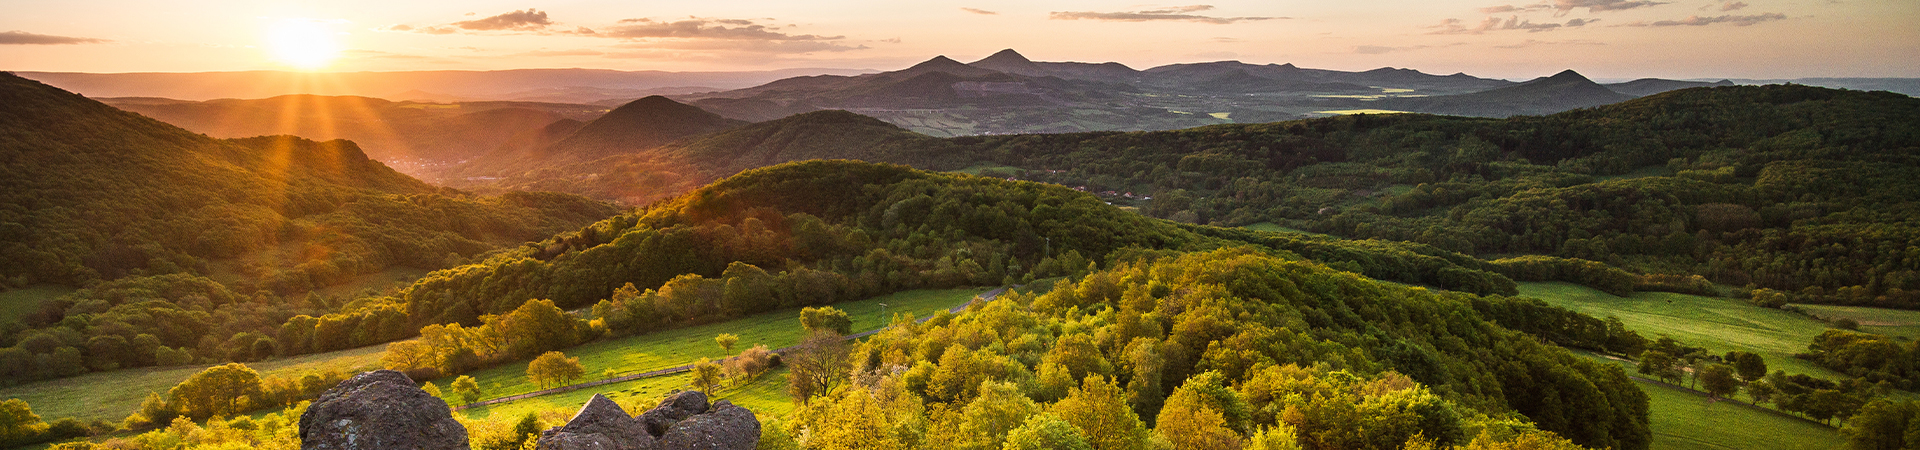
left=0, top=73, right=619, bottom=382
left=1376, top=69, right=1636, bottom=117
left=97, top=95, right=608, bottom=180
left=452, top=96, right=747, bottom=179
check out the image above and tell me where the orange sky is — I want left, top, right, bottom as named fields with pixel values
left=3, top=1, right=1915, bottom=80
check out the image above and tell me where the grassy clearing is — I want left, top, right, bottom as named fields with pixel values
left=0, top=286, right=72, bottom=324
left=1569, top=351, right=1844, bottom=449
left=1240, top=222, right=1332, bottom=238
left=1519, top=282, right=1842, bottom=378
left=951, top=164, right=1022, bottom=176
left=1789, top=304, right=1920, bottom=340
left=0, top=344, right=385, bottom=422
left=456, top=367, right=796, bottom=422
left=431, top=287, right=990, bottom=415
left=1596, top=165, right=1677, bottom=181
left=1638, top=377, right=1842, bottom=450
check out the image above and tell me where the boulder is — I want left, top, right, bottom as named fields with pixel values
left=299, top=370, right=469, bottom=450
left=637, top=391, right=708, bottom=437
left=657, top=400, right=759, bottom=450
left=536, top=394, right=656, bottom=450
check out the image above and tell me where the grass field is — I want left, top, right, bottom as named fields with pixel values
left=428, top=287, right=990, bottom=416
left=1519, top=281, right=1843, bottom=379
left=1240, top=222, right=1331, bottom=238
left=0, top=286, right=71, bottom=324
left=1789, top=304, right=1920, bottom=340
left=0, top=344, right=386, bottom=422
left=950, top=164, right=1022, bottom=176
left=1569, top=351, right=1844, bottom=449
left=456, top=366, right=797, bottom=422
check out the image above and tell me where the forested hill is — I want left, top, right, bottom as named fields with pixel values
left=959, top=84, right=1920, bottom=308
left=317, top=159, right=1651, bottom=449
left=0, top=73, right=618, bottom=380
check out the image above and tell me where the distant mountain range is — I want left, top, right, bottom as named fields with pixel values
left=16, top=68, right=876, bottom=102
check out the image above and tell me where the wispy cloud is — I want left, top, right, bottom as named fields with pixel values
left=1050, top=5, right=1284, bottom=24
left=453, top=9, right=553, bottom=31
left=0, top=30, right=108, bottom=45
left=960, top=7, right=999, bottom=15
left=1495, top=39, right=1605, bottom=48
left=1429, top=16, right=1597, bottom=34
left=1353, top=42, right=1467, bottom=54
left=513, top=49, right=605, bottom=57
left=599, top=18, right=842, bottom=40
left=1622, top=12, right=1786, bottom=26
left=606, top=39, right=867, bottom=56
left=1479, top=4, right=1552, bottom=14
left=1553, top=0, right=1670, bottom=14
left=1716, top=1, right=1749, bottom=11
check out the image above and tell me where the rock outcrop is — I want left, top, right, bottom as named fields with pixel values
left=536, top=394, right=656, bottom=450
left=658, top=400, right=759, bottom=450
left=299, top=370, right=469, bottom=450
left=538, top=391, right=757, bottom=450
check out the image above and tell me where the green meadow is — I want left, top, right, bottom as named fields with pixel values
left=0, top=344, right=386, bottom=422
left=1789, top=303, right=1920, bottom=340
left=429, top=287, right=989, bottom=417
left=1518, top=282, right=1843, bottom=378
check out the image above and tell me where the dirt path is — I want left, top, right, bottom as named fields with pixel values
left=453, top=286, right=1010, bottom=411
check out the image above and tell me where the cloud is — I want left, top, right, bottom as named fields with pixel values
left=1352, top=42, right=1467, bottom=54
left=600, top=18, right=842, bottom=40
left=1717, top=1, right=1749, bottom=10
left=1049, top=5, right=1284, bottom=24
left=961, top=7, right=998, bottom=15
left=513, top=49, right=605, bottom=57
left=0, top=30, right=108, bottom=45
left=1494, top=39, right=1606, bottom=48
left=1553, top=0, right=1669, bottom=14
left=1479, top=4, right=1552, bottom=13
left=453, top=9, right=553, bottom=31
left=1211, top=37, right=1243, bottom=43
left=1625, top=12, right=1786, bottom=26
left=1429, top=16, right=1594, bottom=34
left=382, top=24, right=459, bottom=34
left=605, top=39, right=867, bottom=56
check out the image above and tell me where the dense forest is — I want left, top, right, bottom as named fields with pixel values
left=954, top=85, right=1920, bottom=308
left=0, top=73, right=619, bottom=381
left=771, top=248, right=1646, bottom=450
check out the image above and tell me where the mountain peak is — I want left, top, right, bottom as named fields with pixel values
left=973, top=49, right=1032, bottom=65
left=900, top=55, right=1001, bottom=77
left=1546, top=69, right=1591, bottom=82
left=909, top=55, right=967, bottom=69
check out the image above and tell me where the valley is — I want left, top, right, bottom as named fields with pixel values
left=1, top=49, right=1917, bottom=450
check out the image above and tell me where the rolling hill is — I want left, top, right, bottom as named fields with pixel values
left=0, top=72, right=618, bottom=381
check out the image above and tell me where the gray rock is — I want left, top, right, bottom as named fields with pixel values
left=299, top=370, right=469, bottom=450
left=658, top=401, right=759, bottom=450
left=536, top=394, right=656, bottom=450
left=637, top=391, right=708, bottom=437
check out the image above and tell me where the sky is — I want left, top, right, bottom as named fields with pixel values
left=2, top=0, right=1915, bottom=80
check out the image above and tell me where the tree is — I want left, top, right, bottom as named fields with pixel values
left=1699, top=364, right=1740, bottom=400
left=421, top=381, right=442, bottom=398
left=167, top=363, right=264, bottom=419
left=452, top=375, right=482, bottom=405
left=1050, top=375, right=1150, bottom=450
left=1638, top=350, right=1682, bottom=384
left=1747, top=379, right=1778, bottom=406
left=1004, top=413, right=1094, bottom=450
left=0, top=398, right=46, bottom=444
left=786, top=330, right=850, bottom=404
left=1841, top=399, right=1919, bottom=450
left=1246, top=425, right=1304, bottom=450
left=801, top=306, right=854, bottom=335
left=715, top=333, right=740, bottom=355
left=1156, top=374, right=1246, bottom=450
left=527, top=351, right=585, bottom=389
left=381, top=340, right=437, bottom=373
left=1725, top=351, right=1768, bottom=382
left=958, top=381, right=1040, bottom=450
left=691, top=358, right=724, bottom=394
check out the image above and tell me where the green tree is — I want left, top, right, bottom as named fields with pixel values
left=421, top=381, right=442, bottom=398
left=167, top=363, right=264, bottom=419
left=452, top=375, right=482, bottom=405
left=527, top=351, right=585, bottom=389
left=1724, top=351, right=1768, bottom=382
left=1003, top=413, right=1094, bottom=450
left=1156, top=374, right=1245, bottom=450
left=715, top=333, right=740, bottom=355
left=691, top=358, right=724, bottom=394
left=801, top=306, right=854, bottom=335
left=1699, top=364, right=1740, bottom=400
left=958, top=381, right=1040, bottom=450
left=1841, top=399, right=1919, bottom=450
left=1246, top=425, right=1303, bottom=450
left=1637, top=350, right=1682, bottom=384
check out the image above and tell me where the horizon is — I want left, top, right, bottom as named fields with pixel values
left=3, top=1, right=1916, bottom=81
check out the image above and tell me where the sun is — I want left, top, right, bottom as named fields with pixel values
left=268, top=19, right=341, bottom=70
